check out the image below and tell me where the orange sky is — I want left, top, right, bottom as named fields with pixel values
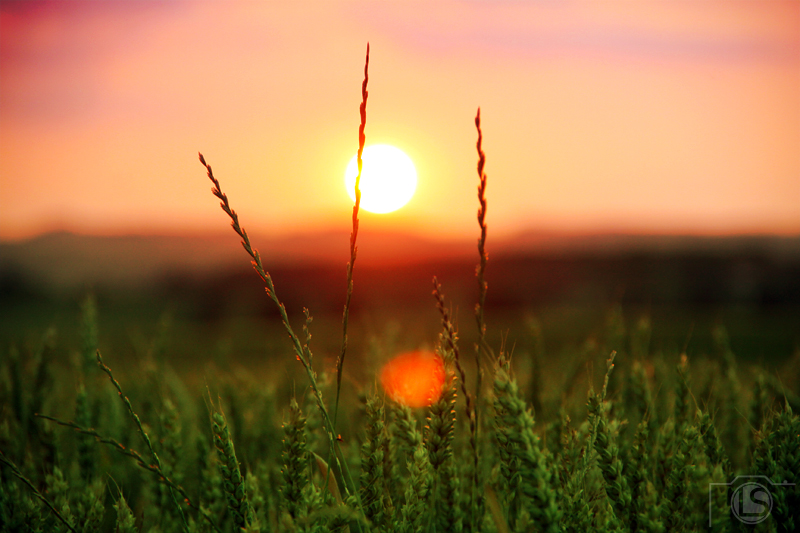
left=1, top=0, right=798, bottom=241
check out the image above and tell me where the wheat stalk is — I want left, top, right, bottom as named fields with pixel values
left=0, top=450, right=78, bottom=533
left=432, top=276, right=482, bottom=532
left=198, top=48, right=373, bottom=526
left=280, top=397, right=311, bottom=521
left=36, top=413, right=224, bottom=533
left=555, top=412, right=594, bottom=532
left=587, top=378, right=631, bottom=527
left=359, top=394, right=388, bottom=531
left=493, top=363, right=561, bottom=533
left=95, top=350, right=190, bottom=533
left=113, top=494, right=137, bottom=533
left=198, top=152, right=362, bottom=524
left=209, top=399, right=252, bottom=530
left=336, top=42, right=370, bottom=429
left=628, top=419, right=664, bottom=533
left=473, top=109, right=492, bottom=366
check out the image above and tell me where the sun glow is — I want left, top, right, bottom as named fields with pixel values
left=380, top=350, right=444, bottom=408
left=345, top=145, right=417, bottom=214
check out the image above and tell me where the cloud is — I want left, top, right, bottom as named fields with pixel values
left=0, top=0, right=186, bottom=122
left=353, top=1, right=799, bottom=65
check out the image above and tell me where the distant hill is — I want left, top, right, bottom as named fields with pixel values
left=1, top=230, right=798, bottom=292
left=2, top=230, right=798, bottom=363
left=0, top=230, right=473, bottom=290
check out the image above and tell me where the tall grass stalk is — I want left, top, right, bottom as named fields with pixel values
left=472, top=108, right=494, bottom=533
left=431, top=106, right=498, bottom=533
left=96, top=350, right=190, bottom=533
left=0, top=450, right=78, bottom=533
left=209, top=396, right=252, bottom=530
left=198, top=47, right=373, bottom=527
left=198, top=152, right=362, bottom=523
left=398, top=439, right=431, bottom=533
left=38, top=406, right=224, bottom=532
left=433, top=277, right=481, bottom=532
left=752, top=403, right=800, bottom=532
left=587, top=353, right=631, bottom=528
left=336, top=43, right=370, bottom=429
left=472, top=110, right=492, bottom=464
left=359, top=394, right=388, bottom=531
left=424, top=342, right=463, bottom=532
left=113, top=494, right=137, bottom=533
left=628, top=420, right=664, bottom=533
left=280, top=397, right=312, bottom=522
left=390, top=402, right=432, bottom=532
left=473, top=108, right=492, bottom=369
left=492, top=361, right=561, bottom=533
left=556, top=413, right=595, bottom=532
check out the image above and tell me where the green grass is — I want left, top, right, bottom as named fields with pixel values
left=1, top=45, right=799, bottom=533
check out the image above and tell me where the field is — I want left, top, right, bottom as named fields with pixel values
left=2, top=50, right=799, bottom=533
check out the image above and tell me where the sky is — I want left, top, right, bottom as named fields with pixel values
left=1, top=0, right=799, bottom=242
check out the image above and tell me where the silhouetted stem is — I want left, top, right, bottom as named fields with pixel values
left=336, top=42, right=369, bottom=428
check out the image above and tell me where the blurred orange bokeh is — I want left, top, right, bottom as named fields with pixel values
left=380, top=350, right=445, bottom=408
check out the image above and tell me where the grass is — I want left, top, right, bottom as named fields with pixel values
left=1, top=45, right=799, bottom=533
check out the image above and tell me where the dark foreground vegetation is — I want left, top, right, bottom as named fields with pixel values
left=1, top=290, right=799, bottom=532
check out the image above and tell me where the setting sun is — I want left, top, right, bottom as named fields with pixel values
left=345, top=144, right=417, bottom=214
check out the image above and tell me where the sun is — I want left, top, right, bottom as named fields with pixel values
left=345, top=144, right=417, bottom=214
